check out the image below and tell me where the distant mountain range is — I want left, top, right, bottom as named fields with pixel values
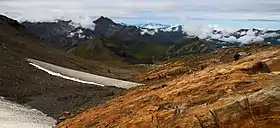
left=22, top=16, right=185, bottom=49
left=19, top=16, right=221, bottom=63
left=22, top=16, right=280, bottom=49
left=1, top=13, right=279, bottom=64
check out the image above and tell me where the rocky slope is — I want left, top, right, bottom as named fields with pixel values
left=58, top=44, right=280, bottom=128
left=0, top=14, right=144, bottom=121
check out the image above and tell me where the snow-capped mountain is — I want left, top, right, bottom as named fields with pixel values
left=22, top=20, right=97, bottom=48
left=22, top=16, right=280, bottom=49
left=137, top=23, right=183, bottom=35
left=22, top=16, right=186, bottom=48
left=138, top=23, right=171, bottom=29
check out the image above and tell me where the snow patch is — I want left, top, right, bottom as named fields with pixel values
left=138, top=23, right=170, bottom=29
left=139, top=23, right=181, bottom=35
left=68, top=29, right=87, bottom=39
left=240, top=31, right=247, bottom=36
left=161, top=25, right=180, bottom=32
left=78, top=34, right=86, bottom=39
left=68, top=32, right=75, bottom=37
left=140, top=29, right=156, bottom=35
left=29, top=63, right=105, bottom=86
left=0, top=97, right=56, bottom=128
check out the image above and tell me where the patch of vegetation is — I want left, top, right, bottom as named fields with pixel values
left=68, top=36, right=173, bottom=63
left=68, top=36, right=225, bottom=64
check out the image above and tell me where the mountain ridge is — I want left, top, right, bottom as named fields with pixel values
left=20, top=16, right=280, bottom=64
left=22, top=16, right=280, bottom=48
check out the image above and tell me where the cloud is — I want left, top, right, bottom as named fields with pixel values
left=0, top=0, right=280, bottom=24
left=220, top=30, right=280, bottom=44
left=68, top=15, right=96, bottom=30
left=182, top=21, right=238, bottom=39
left=182, top=21, right=279, bottom=44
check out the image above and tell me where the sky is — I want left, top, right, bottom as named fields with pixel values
left=0, top=0, right=280, bottom=30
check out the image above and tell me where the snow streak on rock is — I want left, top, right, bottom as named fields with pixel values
left=29, top=63, right=105, bottom=86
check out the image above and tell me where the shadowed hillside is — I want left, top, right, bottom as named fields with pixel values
left=0, top=15, right=144, bottom=121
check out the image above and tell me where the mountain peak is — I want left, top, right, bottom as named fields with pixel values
left=0, top=14, right=23, bottom=29
left=94, top=16, right=115, bottom=25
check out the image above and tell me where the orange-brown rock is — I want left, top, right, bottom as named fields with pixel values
left=57, top=46, right=280, bottom=128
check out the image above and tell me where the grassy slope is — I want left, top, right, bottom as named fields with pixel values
left=131, top=43, right=170, bottom=59
left=68, top=36, right=224, bottom=65
left=101, top=37, right=172, bottom=60
left=68, top=36, right=172, bottom=63
left=58, top=45, right=280, bottom=128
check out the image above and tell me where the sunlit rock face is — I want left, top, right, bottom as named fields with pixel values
left=0, top=97, right=56, bottom=128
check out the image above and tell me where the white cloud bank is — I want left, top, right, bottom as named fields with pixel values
left=182, top=20, right=280, bottom=44
left=68, top=15, right=96, bottom=31
left=216, top=29, right=266, bottom=44
left=182, top=22, right=238, bottom=39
